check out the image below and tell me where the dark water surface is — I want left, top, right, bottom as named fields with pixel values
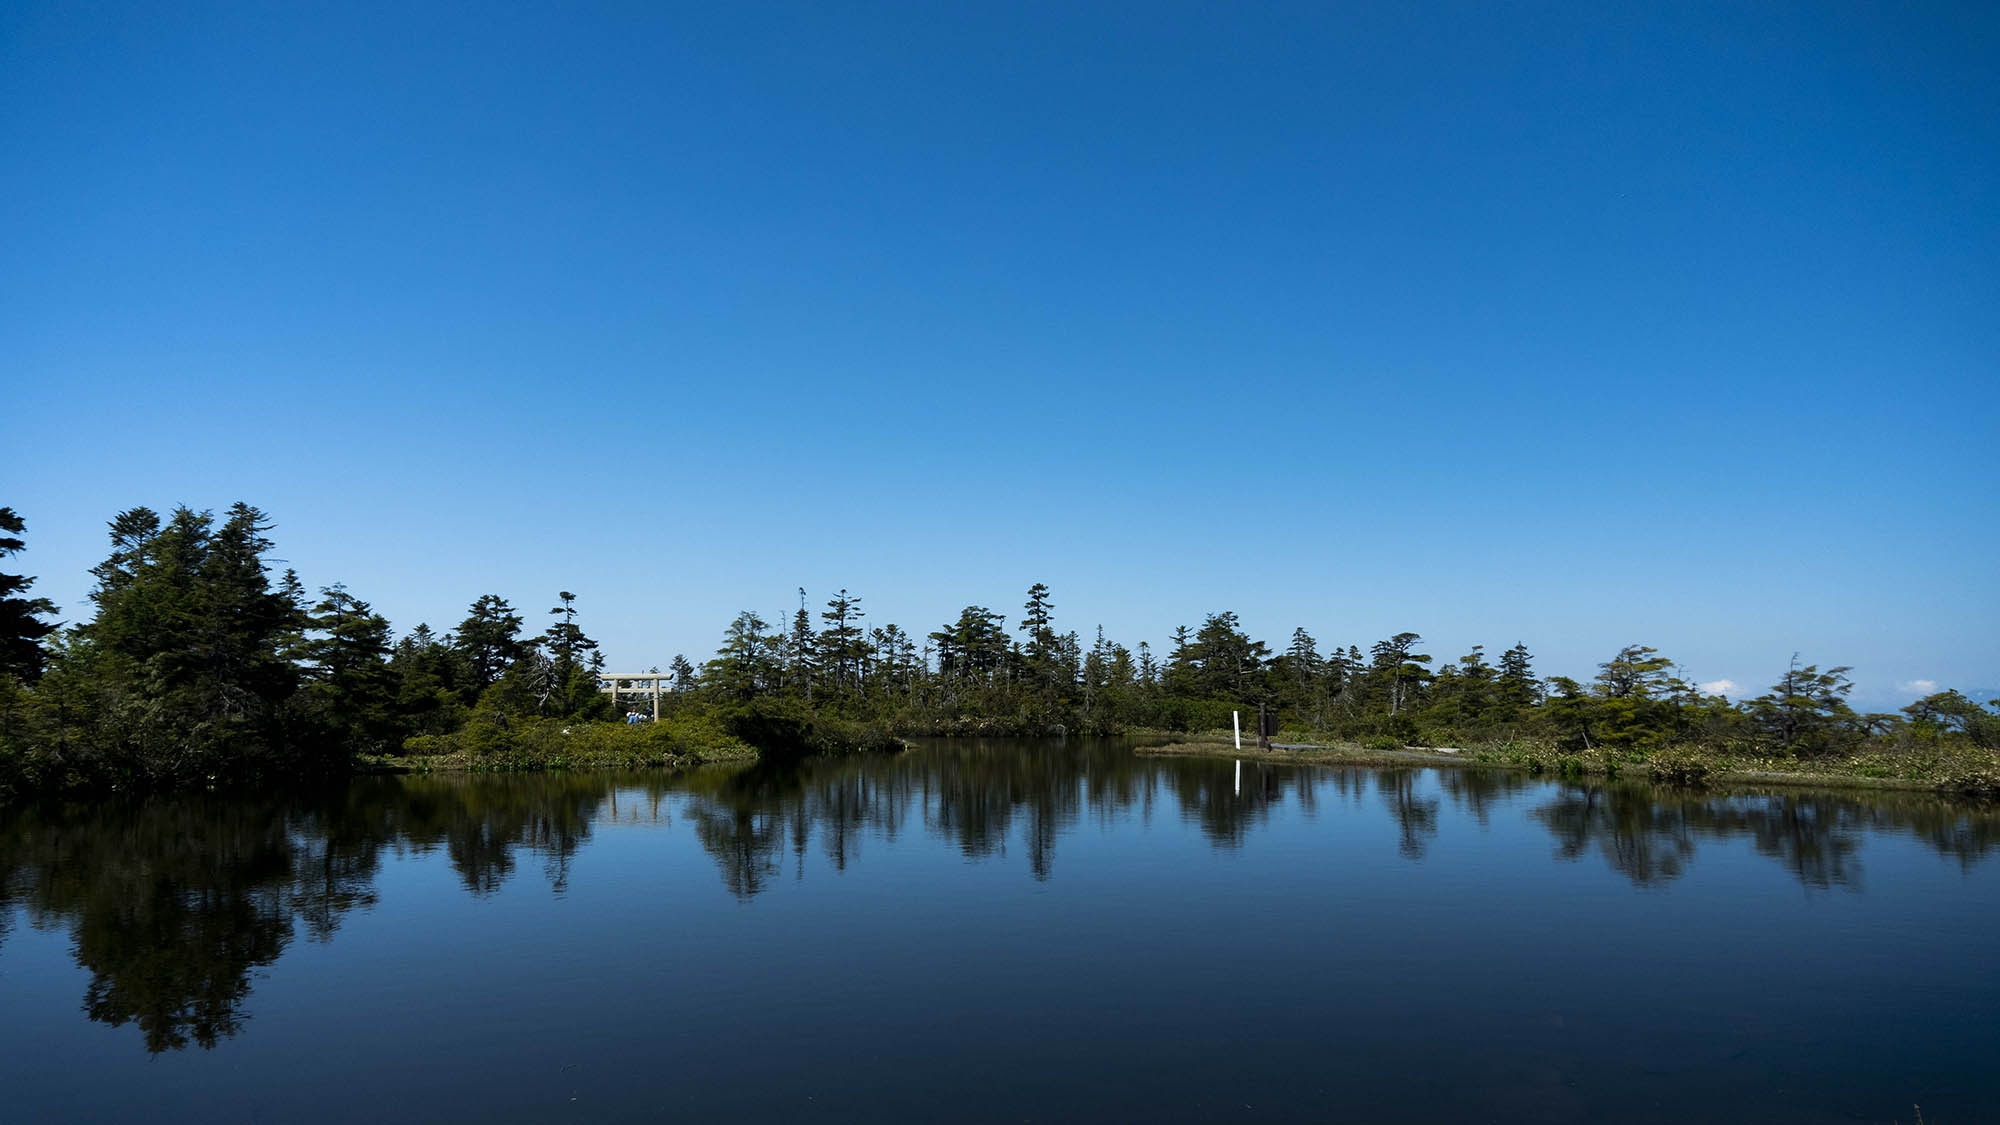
left=3, top=739, right=1996, bottom=1123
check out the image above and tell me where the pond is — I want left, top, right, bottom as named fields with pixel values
left=2, top=738, right=1995, bottom=1122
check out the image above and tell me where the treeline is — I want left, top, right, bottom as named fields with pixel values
left=2, top=503, right=1997, bottom=797
left=0, top=503, right=638, bottom=795
left=685, top=587, right=1998, bottom=762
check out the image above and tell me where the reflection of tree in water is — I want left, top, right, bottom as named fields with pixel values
left=1435, top=767, right=1533, bottom=826
left=1528, top=784, right=2000, bottom=890
left=676, top=741, right=1333, bottom=891
left=1907, top=797, right=2000, bottom=871
left=1376, top=769, right=1441, bottom=859
left=0, top=796, right=373, bottom=1052
left=1533, top=785, right=1698, bottom=887
left=4, top=750, right=1997, bottom=1055
left=385, top=775, right=607, bottom=896
left=0, top=774, right=618, bottom=1054
left=682, top=750, right=2000, bottom=898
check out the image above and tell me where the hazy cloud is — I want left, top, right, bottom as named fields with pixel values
left=1699, top=679, right=1738, bottom=697
left=1897, top=679, right=1938, bottom=696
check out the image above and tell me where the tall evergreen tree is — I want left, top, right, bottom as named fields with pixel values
left=788, top=588, right=817, bottom=700
left=304, top=585, right=397, bottom=752
left=669, top=653, right=699, bottom=694
left=819, top=589, right=867, bottom=696
left=1162, top=625, right=1198, bottom=696
left=1368, top=632, right=1431, bottom=715
left=1020, top=583, right=1059, bottom=698
left=1191, top=612, right=1268, bottom=700
left=541, top=591, right=600, bottom=715
left=0, top=508, right=58, bottom=682
left=706, top=611, right=777, bottom=698
left=72, top=504, right=301, bottom=780
left=453, top=595, right=525, bottom=698
left=388, top=622, right=463, bottom=736
left=1596, top=645, right=1676, bottom=699
left=1278, top=627, right=1325, bottom=722
left=932, top=606, right=1009, bottom=684
left=1497, top=642, right=1539, bottom=713
left=1747, top=656, right=1858, bottom=756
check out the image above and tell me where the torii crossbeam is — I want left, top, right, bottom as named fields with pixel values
left=599, top=673, right=671, bottom=720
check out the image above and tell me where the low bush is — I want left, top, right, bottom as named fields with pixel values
left=1645, top=748, right=1714, bottom=785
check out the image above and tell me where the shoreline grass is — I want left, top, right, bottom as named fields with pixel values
left=1135, top=731, right=1999, bottom=799
left=372, top=711, right=760, bottom=774
left=364, top=705, right=909, bottom=776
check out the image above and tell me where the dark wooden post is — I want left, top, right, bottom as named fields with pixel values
left=1257, top=702, right=1271, bottom=749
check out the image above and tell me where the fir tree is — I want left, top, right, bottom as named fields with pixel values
left=0, top=507, right=58, bottom=682
left=1020, top=583, right=1059, bottom=698
left=1497, top=643, right=1539, bottom=713
left=304, top=585, right=397, bottom=752
left=819, top=589, right=867, bottom=696
left=669, top=653, right=698, bottom=693
left=453, top=595, right=525, bottom=698
left=541, top=591, right=600, bottom=715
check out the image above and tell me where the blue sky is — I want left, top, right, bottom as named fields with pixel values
left=4, top=1, right=1995, bottom=708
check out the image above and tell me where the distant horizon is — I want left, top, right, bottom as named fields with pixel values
left=6, top=3, right=1994, bottom=712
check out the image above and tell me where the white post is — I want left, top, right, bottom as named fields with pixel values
left=1233, top=710, right=1241, bottom=750
left=652, top=677, right=660, bottom=721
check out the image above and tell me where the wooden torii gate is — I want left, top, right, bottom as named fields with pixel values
left=600, top=673, right=671, bottom=720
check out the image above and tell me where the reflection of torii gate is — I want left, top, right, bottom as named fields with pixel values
left=600, top=673, right=671, bottom=720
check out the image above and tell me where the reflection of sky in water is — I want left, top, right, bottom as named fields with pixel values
left=2, top=742, right=1996, bottom=1123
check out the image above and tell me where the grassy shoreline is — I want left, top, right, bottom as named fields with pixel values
left=356, top=717, right=1997, bottom=800
left=1136, top=732, right=1999, bottom=798
left=360, top=706, right=908, bottom=776
left=359, top=742, right=758, bottom=775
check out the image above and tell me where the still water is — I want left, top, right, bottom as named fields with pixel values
left=2, top=739, right=1995, bottom=1123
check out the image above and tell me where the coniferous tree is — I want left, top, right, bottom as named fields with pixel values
left=0, top=507, right=58, bottom=682
left=1020, top=584, right=1059, bottom=700
left=1430, top=646, right=1495, bottom=728
left=1587, top=645, right=1683, bottom=749
left=453, top=595, right=525, bottom=698
left=1497, top=643, right=1539, bottom=715
left=1368, top=632, right=1431, bottom=716
left=1162, top=625, right=1198, bottom=696
left=819, top=589, right=867, bottom=697
left=303, top=585, right=397, bottom=752
left=389, top=622, right=463, bottom=736
left=1747, top=656, right=1858, bottom=757
left=1279, top=627, right=1325, bottom=723
left=1328, top=645, right=1363, bottom=714
left=669, top=653, right=699, bottom=694
left=706, top=611, right=777, bottom=699
left=540, top=591, right=600, bottom=715
left=1191, top=612, right=1267, bottom=700
left=1596, top=645, right=1676, bottom=699
left=87, top=507, right=161, bottom=602
left=65, top=504, right=303, bottom=780
left=785, top=587, right=817, bottom=701
left=932, top=606, right=1009, bottom=686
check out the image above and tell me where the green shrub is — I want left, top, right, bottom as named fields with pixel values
left=1646, top=748, right=1713, bottom=785
left=1935, top=765, right=2000, bottom=799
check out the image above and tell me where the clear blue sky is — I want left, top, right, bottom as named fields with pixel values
left=4, top=2, right=1995, bottom=708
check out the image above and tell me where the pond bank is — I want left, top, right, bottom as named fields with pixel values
left=1136, top=734, right=1998, bottom=798
left=359, top=742, right=756, bottom=775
